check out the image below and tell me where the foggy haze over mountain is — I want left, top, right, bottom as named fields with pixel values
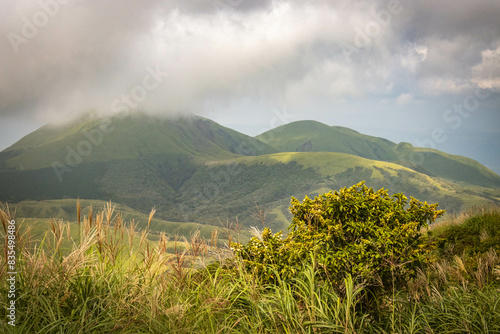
left=0, top=0, right=499, bottom=172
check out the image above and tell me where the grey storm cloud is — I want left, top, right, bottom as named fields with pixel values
left=0, top=0, right=167, bottom=118
left=0, top=0, right=499, bottom=123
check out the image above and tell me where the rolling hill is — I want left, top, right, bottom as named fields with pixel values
left=1, top=111, right=499, bottom=233
left=1, top=111, right=277, bottom=170
left=256, top=120, right=398, bottom=161
left=257, top=120, right=500, bottom=188
left=166, top=151, right=499, bottom=230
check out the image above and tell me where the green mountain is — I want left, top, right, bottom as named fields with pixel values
left=1, top=111, right=276, bottom=170
left=0, top=111, right=276, bottom=209
left=256, top=120, right=397, bottom=160
left=257, top=121, right=500, bottom=188
left=1, top=112, right=499, bottom=233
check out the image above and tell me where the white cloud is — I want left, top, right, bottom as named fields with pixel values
left=472, top=44, right=500, bottom=91
left=400, top=43, right=428, bottom=73
left=396, top=93, right=414, bottom=106
left=419, top=77, right=473, bottom=96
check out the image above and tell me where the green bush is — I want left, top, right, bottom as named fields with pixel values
left=233, top=182, right=445, bottom=292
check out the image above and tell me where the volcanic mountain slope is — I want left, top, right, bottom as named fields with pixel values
left=1, top=111, right=276, bottom=170
left=1, top=112, right=499, bottom=231
left=0, top=111, right=276, bottom=209
left=257, top=120, right=500, bottom=188
left=167, top=151, right=499, bottom=230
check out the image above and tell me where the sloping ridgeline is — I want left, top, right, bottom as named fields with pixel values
left=0, top=112, right=499, bottom=232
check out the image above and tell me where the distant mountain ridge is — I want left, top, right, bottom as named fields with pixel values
left=257, top=120, right=500, bottom=188
left=257, top=120, right=397, bottom=161
left=1, top=111, right=499, bottom=231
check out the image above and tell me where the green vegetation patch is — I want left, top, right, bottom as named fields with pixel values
left=431, top=206, right=500, bottom=256
left=1, top=196, right=500, bottom=333
left=232, top=182, right=445, bottom=294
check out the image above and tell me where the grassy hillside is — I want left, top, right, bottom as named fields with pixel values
left=163, top=152, right=499, bottom=230
left=257, top=120, right=397, bottom=161
left=1, top=113, right=499, bottom=232
left=0, top=111, right=277, bottom=171
left=8, top=148, right=493, bottom=231
left=258, top=120, right=500, bottom=188
left=8, top=199, right=245, bottom=242
left=394, top=143, right=500, bottom=187
left=1, top=198, right=499, bottom=333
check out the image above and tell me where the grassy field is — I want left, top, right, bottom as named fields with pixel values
left=1, top=201, right=499, bottom=333
left=8, top=199, right=249, bottom=244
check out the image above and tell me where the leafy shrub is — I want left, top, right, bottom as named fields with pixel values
left=232, top=182, right=444, bottom=292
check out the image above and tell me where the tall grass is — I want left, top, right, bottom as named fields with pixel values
left=1, top=203, right=499, bottom=333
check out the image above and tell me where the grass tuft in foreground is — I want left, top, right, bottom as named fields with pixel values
left=1, top=202, right=500, bottom=333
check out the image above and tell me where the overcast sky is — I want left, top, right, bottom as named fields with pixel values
left=1, top=0, right=499, bottom=173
